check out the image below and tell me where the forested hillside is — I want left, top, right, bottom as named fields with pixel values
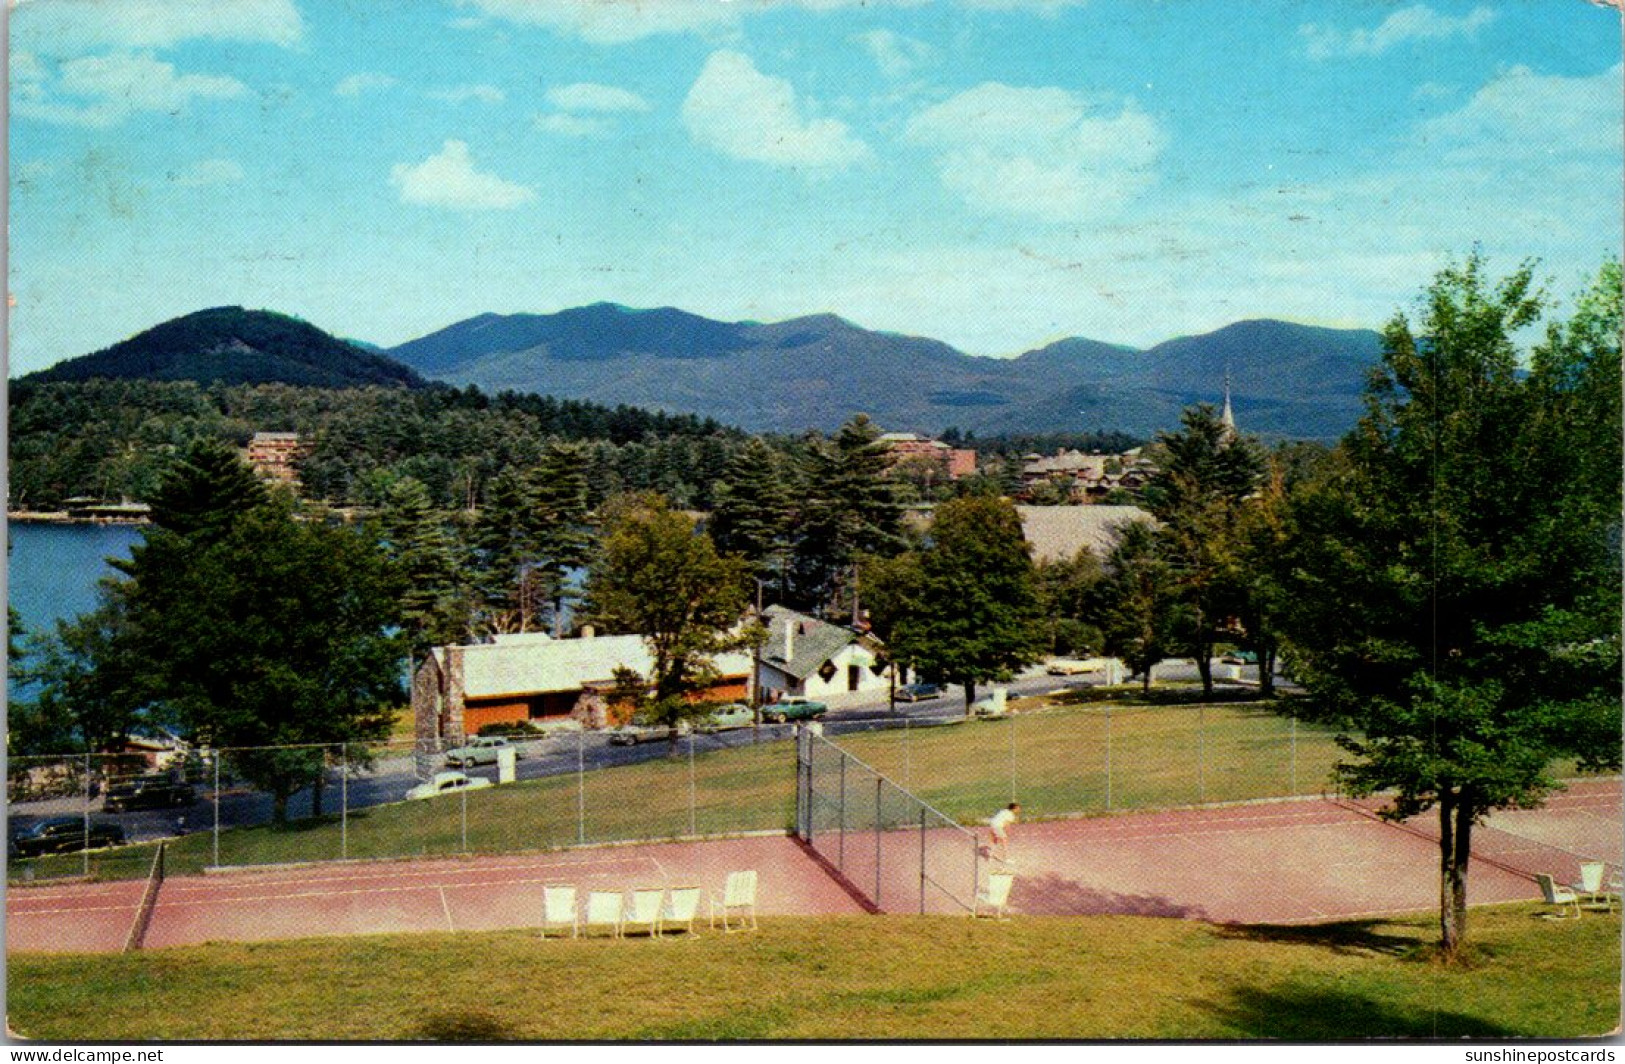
left=8, top=379, right=747, bottom=512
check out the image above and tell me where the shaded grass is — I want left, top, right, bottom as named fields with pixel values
left=8, top=905, right=1618, bottom=1040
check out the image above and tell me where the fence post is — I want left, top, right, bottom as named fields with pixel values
left=688, top=732, right=697, bottom=838
left=1009, top=707, right=1018, bottom=805
left=460, top=782, right=469, bottom=853
left=1104, top=707, right=1113, bottom=811
left=919, top=806, right=927, bottom=915
left=340, top=743, right=348, bottom=860
left=838, top=754, right=847, bottom=871
left=83, top=752, right=92, bottom=878
left=1197, top=704, right=1205, bottom=804
left=213, top=753, right=221, bottom=869
left=576, top=729, right=586, bottom=846
left=874, top=776, right=883, bottom=910
left=902, top=716, right=910, bottom=791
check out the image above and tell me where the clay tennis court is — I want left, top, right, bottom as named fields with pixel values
left=9, top=779, right=1618, bottom=952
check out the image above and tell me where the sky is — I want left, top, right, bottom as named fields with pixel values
left=7, top=0, right=1623, bottom=375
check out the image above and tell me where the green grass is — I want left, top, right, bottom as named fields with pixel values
left=8, top=905, right=1618, bottom=1040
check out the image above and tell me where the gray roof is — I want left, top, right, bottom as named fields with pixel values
left=760, top=605, right=861, bottom=681
left=1017, top=505, right=1155, bottom=563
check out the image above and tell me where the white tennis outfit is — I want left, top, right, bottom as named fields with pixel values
left=989, top=808, right=1016, bottom=840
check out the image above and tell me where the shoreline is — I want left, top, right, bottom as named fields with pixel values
left=7, top=511, right=151, bottom=526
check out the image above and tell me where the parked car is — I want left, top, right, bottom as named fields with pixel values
left=699, top=704, right=755, bottom=733
left=11, top=816, right=127, bottom=857
left=444, top=735, right=521, bottom=768
left=1218, top=650, right=1258, bottom=666
left=896, top=682, right=944, bottom=702
left=607, top=720, right=691, bottom=745
left=972, top=692, right=1011, bottom=718
left=103, top=774, right=196, bottom=812
left=405, top=771, right=493, bottom=801
left=1046, top=658, right=1105, bottom=676
left=763, top=696, right=826, bottom=723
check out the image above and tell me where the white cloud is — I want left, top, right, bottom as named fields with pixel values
left=1418, top=62, right=1624, bottom=161
left=13, top=0, right=303, bottom=52
left=335, top=73, right=399, bottom=98
left=536, top=113, right=609, bottom=138
left=389, top=140, right=537, bottom=210
left=854, top=29, right=934, bottom=79
left=170, top=158, right=245, bottom=187
left=1300, top=5, right=1495, bottom=60
left=904, top=83, right=1166, bottom=220
left=546, top=83, right=651, bottom=113
left=428, top=84, right=507, bottom=105
left=682, top=51, right=870, bottom=170
left=13, top=50, right=245, bottom=128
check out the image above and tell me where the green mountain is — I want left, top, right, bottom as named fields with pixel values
left=24, top=307, right=425, bottom=390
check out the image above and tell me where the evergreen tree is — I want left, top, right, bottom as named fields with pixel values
left=790, top=415, right=904, bottom=616
left=145, top=437, right=269, bottom=539
left=531, top=442, right=595, bottom=635
left=472, top=468, right=550, bottom=632
left=1097, top=521, right=1179, bottom=693
left=1276, top=256, right=1622, bottom=958
left=377, top=476, right=473, bottom=657
left=709, top=437, right=792, bottom=586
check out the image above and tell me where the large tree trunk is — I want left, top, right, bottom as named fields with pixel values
left=963, top=680, right=977, bottom=718
left=272, top=784, right=291, bottom=828
left=1438, top=790, right=1473, bottom=957
left=1259, top=642, right=1277, bottom=698
left=311, top=768, right=325, bottom=818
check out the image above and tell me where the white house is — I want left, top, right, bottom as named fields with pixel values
left=755, top=605, right=892, bottom=702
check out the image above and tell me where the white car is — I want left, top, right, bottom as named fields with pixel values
left=1047, top=658, right=1107, bottom=676
left=406, top=771, right=494, bottom=801
left=444, top=735, right=520, bottom=768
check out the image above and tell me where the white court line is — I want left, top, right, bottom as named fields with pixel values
left=137, top=870, right=630, bottom=911
left=162, top=854, right=657, bottom=895
left=8, top=902, right=139, bottom=917
left=439, top=887, right=455, bottom=932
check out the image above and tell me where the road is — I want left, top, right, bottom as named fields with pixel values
left=10, top=660, right=1270, bottom=847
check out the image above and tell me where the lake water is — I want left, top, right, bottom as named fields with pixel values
left=7, top=519, right=144, bottom=647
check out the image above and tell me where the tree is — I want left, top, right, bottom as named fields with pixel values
left=584, top=494, right=755, bottom=739
left=1097, top=521, right=1179, bottom=693
left=145, top=437, right=269, bottom=538
left=1036, top=549, right=1105, bottom=657
left=1141, top=405, right=1265, bottom=696
left=1275, top=255, right=1622, bottom=958
left=472, top=467, right=551, bottom=633
left=531, top=442, right=595, bottom=635
left=789, top=416, right=905, bottom=617
left=708, top=437, right=793, bottom=586
left=866, top=496, right=1045, bottom=715
left=376, top=476, right=473, bottom=658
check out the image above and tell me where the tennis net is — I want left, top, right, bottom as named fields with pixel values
left=123, top=842, right=166, bottom=953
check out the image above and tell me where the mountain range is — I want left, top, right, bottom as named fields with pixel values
left=22, top=304, right=1385, bottom=441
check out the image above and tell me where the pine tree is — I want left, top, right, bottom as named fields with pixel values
left=531, top=442, right=594, bottom=635
left=789, top=415, right=905, bottom=616
left=377, top=476, right=473, bottom=657
left=709, top=437, right=792, bottom=586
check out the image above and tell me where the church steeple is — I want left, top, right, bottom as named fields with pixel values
left=1220, top=369, right=1237, bottom=439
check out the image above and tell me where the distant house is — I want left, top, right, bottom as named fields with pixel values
left=1016, top=505, right=1155, bottom=564
left=878, top=432, right=977, bottom=480
left=1021, top=447, right=1152, bottom=501
left=413, top=630, right=753, bottom=743
left=244, top=431, right=309, bottom=489
left=756, top=605, right=891, bottom=702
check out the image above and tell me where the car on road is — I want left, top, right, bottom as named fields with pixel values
left=103, top=774, right=197, bottom=812
left=444, top=735, right=521, bottom=768
left=763, top=696, right=826, bottom=723
left=698, top=704, right=755, bottom=733
left=1218, top=650, right=1258, bottom=666
left=11, top=816, right=127, bottom=857
left=896, top=682, right=944, bottom=702
left=405, top=771, right=493, bottom=801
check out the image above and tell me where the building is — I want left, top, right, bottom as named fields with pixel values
left=413, top=630, right=753, bottom=744
left=755, top=605, right=892, bottom=702
left=1020, top=447, right=1153, bottom=501
left=1016, top=504, right=1156, bottom=564
left=244, top=432, right=309, bottom=489
left=877, top=432, right=977, bottom=480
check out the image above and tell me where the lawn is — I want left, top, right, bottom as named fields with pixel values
left=8, top=905, right=1618, bottom=1040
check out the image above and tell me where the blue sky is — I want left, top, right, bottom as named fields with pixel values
left=8, top=0, right=1622, bottom=375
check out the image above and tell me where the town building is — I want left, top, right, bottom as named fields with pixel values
left=1020, top=447, right=1153, bottom=501
left=244, top=431, right=309, bottom=489
left=755, top=605, right=892, bottom=702
left=413, top=630, right=753, bottom=744
left=877, top=432, right=977, bottom=480
left=1016, top=504, right=1156, bottom=564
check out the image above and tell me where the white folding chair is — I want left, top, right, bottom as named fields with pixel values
left=623, top=888, right=665, bottom=937
left=1572, top=862, right=1618, bottom=912
left=1535, top=873, right=1581, bottom=919
left=974, top=871, right=1015, bottom=919
left=585, top=890, right=626, bottom=937
left=709, top=870, right=758, bottom=932
left=540, top=884, right=578, bottom=938
left=659, top=886, right=702, bottom=938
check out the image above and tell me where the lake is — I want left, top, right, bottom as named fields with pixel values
left=7, top=519, right=144, bottom=650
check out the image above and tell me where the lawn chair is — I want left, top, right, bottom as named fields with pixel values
left=659, top=886, right=702, bottom=938
left=1535, top=873, right=1581, bottom=920
left=709, top=870, right=758, bottom=932
left=974, top=871, right=1015, bottom=919
left=540, top=884, right=578, bottom=938
left=622, top=888, right=665, bottom=938
left=1573, top=862, right=1619, bottom=912
left=585, top=890, right=626, bottom=937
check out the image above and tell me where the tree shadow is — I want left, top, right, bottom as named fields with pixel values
left=1198, top=982, right=1511, bottom=1039
left=409, top=1008, right=521, bottom=1042
left=1011, top=870, right=1203, bottom=918
left=1212, top=918, right=1423, bottom=958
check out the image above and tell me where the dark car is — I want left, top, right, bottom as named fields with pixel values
left=896, top=682, right=944, bottom=702
left=11, top=816, right=127, bottom=857
left=103, top=774, right=197, bottom=812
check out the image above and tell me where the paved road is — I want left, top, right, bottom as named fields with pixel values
left=10, top=660, right=1275, bottom=847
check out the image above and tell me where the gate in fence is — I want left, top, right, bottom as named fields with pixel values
left=796, top=727, right=984, bottom=915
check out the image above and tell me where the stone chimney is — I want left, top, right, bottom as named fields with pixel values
left=784, top=616, right=795, bottom=664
